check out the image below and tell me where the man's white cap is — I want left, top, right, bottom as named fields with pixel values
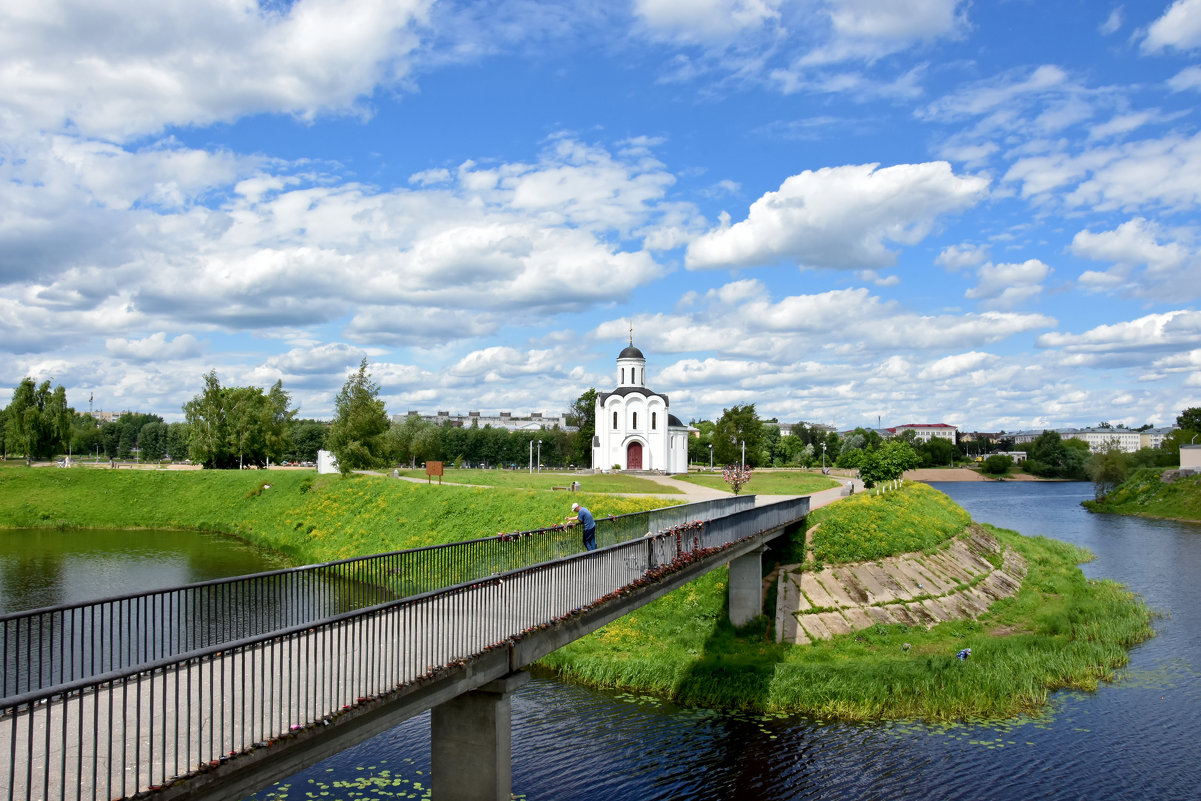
left=572, top=503, right=580, bottom=511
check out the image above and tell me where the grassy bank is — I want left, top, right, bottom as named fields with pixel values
left=0, top=466, right=677, bottom=564
left=675, top=471, right=841, bottom=495
left=1084, top=468, right=1201, bottom=522
left=539, top=483, right=1154, bottom=721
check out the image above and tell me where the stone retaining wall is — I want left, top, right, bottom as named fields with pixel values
left=775, top=525, right=1026, bottom=645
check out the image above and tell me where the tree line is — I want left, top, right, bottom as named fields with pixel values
left=5, top=365, right=1196, bottom=485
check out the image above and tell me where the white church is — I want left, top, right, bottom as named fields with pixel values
left=592, top=341, right=694, bottom=473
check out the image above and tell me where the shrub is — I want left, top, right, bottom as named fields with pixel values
left=982, top=454, right=1013, bottom=475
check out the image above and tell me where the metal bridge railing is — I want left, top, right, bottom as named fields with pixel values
left=0, top=495, right=755, bottom=698
left=0, top=497, right=805, bottom=801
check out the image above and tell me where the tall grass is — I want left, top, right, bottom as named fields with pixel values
left=807, top=481, right=971, bottom=563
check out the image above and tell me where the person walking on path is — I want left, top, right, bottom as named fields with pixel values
left=568, top=502, right=597, bottom=551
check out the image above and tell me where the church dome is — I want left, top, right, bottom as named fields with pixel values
left=618, top=345, right=645, bottom=360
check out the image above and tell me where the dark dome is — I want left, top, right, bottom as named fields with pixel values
left=618, top=345, right=645, bottom=360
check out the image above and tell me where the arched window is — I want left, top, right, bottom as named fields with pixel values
left=652, top=412, right=657, bottom=430
left=621, top=368, right=625, bottom=384
left=613, top=411, right=618, bottom=429
left=632, top=412, right=638, bottom=429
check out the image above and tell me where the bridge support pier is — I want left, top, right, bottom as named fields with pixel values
left=431, top=670, right=530, bottom=801
left=729, top=545, right=767, bottom=626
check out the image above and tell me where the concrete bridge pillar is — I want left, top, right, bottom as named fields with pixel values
left=431, top=670, right=530, bottom=801
left=729, top=545, right=767, bottom=626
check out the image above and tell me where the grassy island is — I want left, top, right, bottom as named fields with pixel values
left=539, top=482, right=1154, bottom=721
left=1, top=467, right=1153, bottom=722
left=1083, top=468, right=1201, bottom=523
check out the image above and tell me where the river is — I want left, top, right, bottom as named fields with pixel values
left=3, top=485, right=1199, bottom=799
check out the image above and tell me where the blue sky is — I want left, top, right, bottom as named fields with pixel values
left=3, top=0, right=1200, bottom=432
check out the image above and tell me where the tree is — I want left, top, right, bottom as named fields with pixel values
left=982, top=454, right=1013, bottom=475
left=327, top=359, right=390, bottom=475
left=712, top=404, right=765, bottom=467
left=4, top=377, right=73, bottom=463
left=1087, top=444, right=1128, bottom=500
left=566, top=388, right=597, bottom=468
left=1178, top=407, right=1201, bottom=435
left=858, top=440, right=920, bottom=487
left=183, top=372, right=296, bottom=468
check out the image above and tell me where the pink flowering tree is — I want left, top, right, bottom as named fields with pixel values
left=722, top=464, right=753, bottom=494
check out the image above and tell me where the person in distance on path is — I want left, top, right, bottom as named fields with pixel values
left=568, top=502, right=597, bottom=551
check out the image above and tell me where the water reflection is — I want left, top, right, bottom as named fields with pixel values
left=0, top=528, right=292, bottom=614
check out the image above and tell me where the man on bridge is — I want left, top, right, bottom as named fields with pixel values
left=569, top=502, right=597, bottom=551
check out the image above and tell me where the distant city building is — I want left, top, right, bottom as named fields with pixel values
left=771, top=420, right=837, bottom=438
left=391, top=409, right=576, bottom=432
left=1141, top=426, right=1178, bottom=450
left=887, top=423, right=959, bottom=445
left=88, top=410, right=131, bottom=424
left=959, top=431, right=1001, bottom=444
left=1009, top=427, right=1153, bottom=454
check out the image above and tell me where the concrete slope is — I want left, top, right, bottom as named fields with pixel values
left=775, top=524, right=1026, bottom=645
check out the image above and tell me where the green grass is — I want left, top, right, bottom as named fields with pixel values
left=0, top=467, right=678, bottom=563
left=675, top=470, right=841, bottom=495
left=805, top=481, right=972, bottom=563
left=1084, top=468, right=1201, bottom=522
left=393, top=468, right=681, bottom=493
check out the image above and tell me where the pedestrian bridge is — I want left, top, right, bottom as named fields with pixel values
left=1, top=494, right=810, bottom=801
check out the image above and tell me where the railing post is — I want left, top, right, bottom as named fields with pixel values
left=431, top=670, right=530, bottom=801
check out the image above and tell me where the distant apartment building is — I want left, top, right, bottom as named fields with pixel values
left=392, top=409, right=576, bottom=432
left=770, top=420, right=837, bottom=438
left=1009, top=427, right=1156, bottom=454
left=887, top=423, right=959, bottom=445
left=1141, top=426, right=1178, bottom=449
left=88, top=410, right=131, bottom=424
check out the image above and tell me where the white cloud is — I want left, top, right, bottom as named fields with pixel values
left=965, top=259, right=1051, bottom=309
left=1168, top=65, right=1201, bottom=92
left=917, top=351, right=997, bottom=380
left=936, top=243, right=989, bottom=271
left=799, top=0, right=966, bottom=66
left=2, top=137, right=676, bottom=347
left=0, top=0, right=433, bottom=142
left=1037, top=310, right=1201, bottom=353
left=1099, top=6, right=1124, bottom=35
left=105, top=332, right=203, bottom=362
left=633, top=0, right=782, bottom=42
left=685, top=161, right=988, bottom=270
left=1071, top=217, right=1199, bottom=301
left=1142, top=0, right=1201, bottom=52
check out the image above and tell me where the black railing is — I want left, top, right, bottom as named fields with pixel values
left=0, top=496, right=806, bottom=801
left=0, top=496, right=755, bottom=698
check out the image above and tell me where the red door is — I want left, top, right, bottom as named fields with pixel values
left=627, top=442, right=642, bottom=470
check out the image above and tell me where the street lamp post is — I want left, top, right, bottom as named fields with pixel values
left=740, top=440, right=745, bottom=471
left=822, top=442, right=826, bottom=473
left=528, top=439, right=533, bottom=474
left=537, top=440, right=542, bottom=472
left=708, top=443, right=713, bottom=470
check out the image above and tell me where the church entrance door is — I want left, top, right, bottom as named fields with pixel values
left=627, top=442, right=643, bottom=470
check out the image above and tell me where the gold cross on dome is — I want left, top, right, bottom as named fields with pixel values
left=629, top=320, right=633, bottom=346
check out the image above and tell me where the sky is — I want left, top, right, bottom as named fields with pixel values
left=2, top=0, right=1200, bottom=433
